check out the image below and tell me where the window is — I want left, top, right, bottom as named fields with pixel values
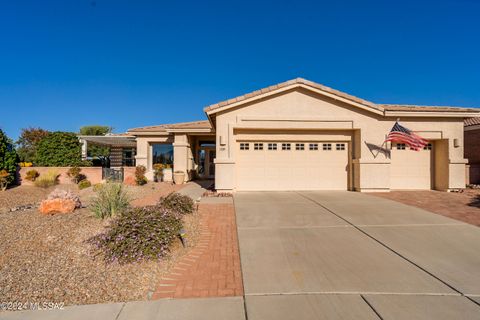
left=282, top=143, right=291, bottom=150
left=295, top=143, right=305, bottom=150
left=152, top=144, right=174, bottom=165
left=423, top=143, right=432, bottom=150
left=240, top=143, right=249, bottom=150
left=336, top=143, right=345, bottom=151
left=122, top=148, right=136, bottom=167
left=268, top=143, right=277, bottom=150
left=254, top=143, right=263, bottom=150
left=396, top=143, right=406, bottom=150
left=322, top=143, right=332, bottom=150
left=309, top=143, right=318, bottom=150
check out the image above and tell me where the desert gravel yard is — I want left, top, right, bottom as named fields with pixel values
left=0, top=182, right=198, bottom=307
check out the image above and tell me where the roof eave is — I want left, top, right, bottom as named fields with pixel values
left=384, top=110, right=480, bottom=118
left=165, top=128, right=213, bottom=133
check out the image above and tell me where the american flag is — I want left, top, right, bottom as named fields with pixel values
left=385, top=121, right=428, bottom=151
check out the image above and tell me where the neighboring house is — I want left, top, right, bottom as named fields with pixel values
left=464, top=117, right=480, bottom=184
left=83, top=78, right=480, bottom=192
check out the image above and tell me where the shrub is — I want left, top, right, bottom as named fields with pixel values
left=0, top=170, right=9, bottom=191
left=67, top=166, right=83, bottom=184
left=90, top=182, right=130, bottom=219
left=135, top=165, right=147, bottom=185
left=160, top=192, right=194, bottom=215
left=87, top=205, right=183, bottom=264
left=34, top=170, right=59, bottom=188
left=47, top=188, right=82, bottom=208
left=25, top=169, right=40, bottom=181
left=0, top=129, right=18, bottom=188
left=35, top=132, right=83, bottom=167
left=93, top=183, right=104, bottom=192
left=153, top=163, right=164, bottom=181
left=78, top=179, right=92, bottom=190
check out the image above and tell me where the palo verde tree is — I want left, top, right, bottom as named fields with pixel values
left=35, top=131, right=86, bottom=167
left=16, top=127, right=49, bottom=163
left=79, top=125, right=112, bottom=159
left=0, top=129, right=19, bottom=188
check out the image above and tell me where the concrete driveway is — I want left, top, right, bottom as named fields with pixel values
left=234, top=191, right=480, bottom=320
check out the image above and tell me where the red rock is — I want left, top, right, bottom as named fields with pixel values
left=39, top=199, right=76, bottom=215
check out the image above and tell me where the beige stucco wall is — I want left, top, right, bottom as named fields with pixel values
left=213, top=88, right=467, bottom=192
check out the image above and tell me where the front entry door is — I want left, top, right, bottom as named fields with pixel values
left=198, top=148, right=216, bottom=179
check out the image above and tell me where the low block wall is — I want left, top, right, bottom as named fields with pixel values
left=123, top=167, right=136, bottom=182
left=19, top=167, right=103, bottom=186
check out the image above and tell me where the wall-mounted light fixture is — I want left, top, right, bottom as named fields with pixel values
left=454, top=138, right=460, bottom=148
left=220, top=136, right=226, bottom=146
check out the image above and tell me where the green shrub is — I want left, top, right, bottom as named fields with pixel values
left=90, top=182, right=130, bottom=219
left=25, top=169, right=40, bottom=181
left=35, top=132, right=83, bottom=167
left=135, top=165, right=147, bottom=185
left=87, top=205, right=183, bottom=264
left=160, top=193, right=194, bottom=215
left=78, top=179, right=92, bottom=190
left=0, top=129, right=18, bottom=188
left=34, top=170, right=59, bottom=188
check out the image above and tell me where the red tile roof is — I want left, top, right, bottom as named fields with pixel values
left=128, top=120, right=211, bottom=133
left=465, top=117, right=480, bottom=127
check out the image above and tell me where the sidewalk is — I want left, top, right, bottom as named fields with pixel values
left=0, top=297, right=245, bottom=320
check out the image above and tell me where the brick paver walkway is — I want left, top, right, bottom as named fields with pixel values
left=373, top=189, right=480, bottom=226
left=151, top=203, right=243, bottom=299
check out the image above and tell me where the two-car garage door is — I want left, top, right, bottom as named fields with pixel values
left=236, top=141, right=349, bottom=191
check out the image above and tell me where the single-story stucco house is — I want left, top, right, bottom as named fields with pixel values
left=80, top=78, right=480, bottom=192
left=465, top=117, right=480, bottom=184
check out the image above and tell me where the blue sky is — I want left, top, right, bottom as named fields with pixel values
left=1, top=0, right=479, bottom=140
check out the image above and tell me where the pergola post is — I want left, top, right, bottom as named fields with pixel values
left=80, top=138, right=88, bottom=160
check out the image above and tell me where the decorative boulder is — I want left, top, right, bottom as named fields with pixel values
left=39, top=198, right=76, bottom=215
left=39, top=188, right=82, bottom=215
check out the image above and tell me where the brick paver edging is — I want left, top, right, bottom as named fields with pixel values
left=151, top=203, right=243, bottom=299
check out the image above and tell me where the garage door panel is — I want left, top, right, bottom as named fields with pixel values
left=236, top=141, right=349, bottom=191
left=390, top=143, right=433, bottom=190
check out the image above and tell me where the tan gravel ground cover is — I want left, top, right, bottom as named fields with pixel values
left=0, top=182, right=199, bottom=307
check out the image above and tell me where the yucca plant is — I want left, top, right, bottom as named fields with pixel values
left=90, top=182, right=130, bottom=219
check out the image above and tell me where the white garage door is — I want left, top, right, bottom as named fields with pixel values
left=390, top=143, right=433, bottom=190
left=236, top=141, right=349, bottom=191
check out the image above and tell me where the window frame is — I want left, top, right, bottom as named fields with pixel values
left=336, top=143, right=345, bottom=151
left=240, top=143, right=250, bottom=150
left=309, top=143, right=319, bottom=150
left=254, top=143, right=264, bottom=150
left=282, top=143, right=291, bottom=150
left=322, top=143, right=332, bottom=151
left=268, top=143, right=277, bottom=150
left=295, top=143, right=305, bottom=151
